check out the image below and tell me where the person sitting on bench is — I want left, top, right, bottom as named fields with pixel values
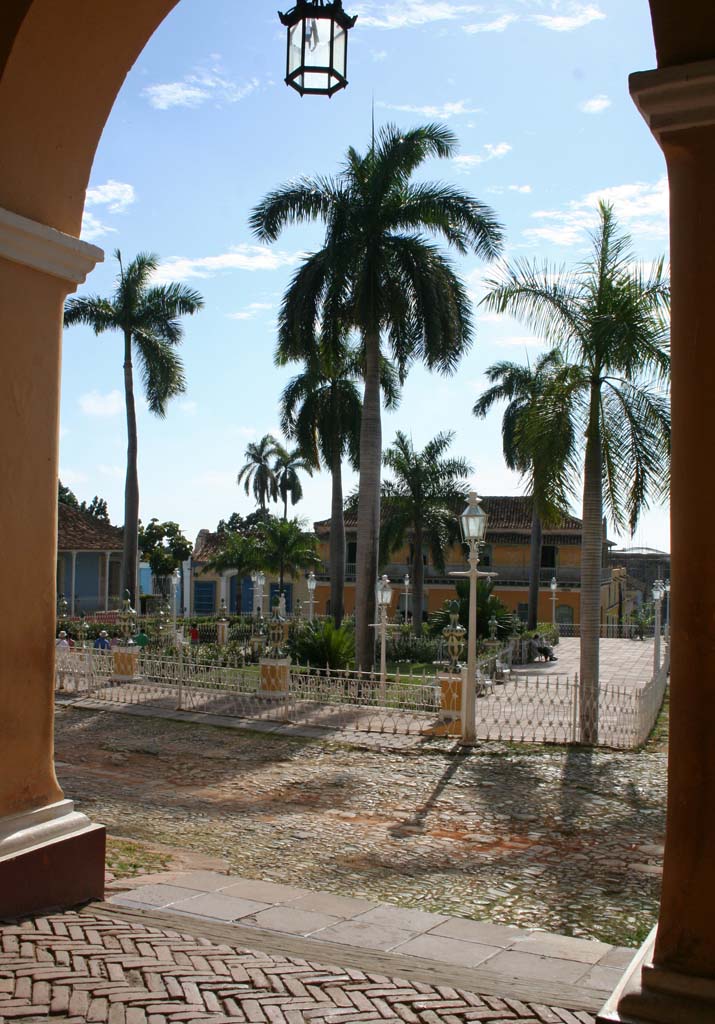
left=532, top=633, right=558, bottom=662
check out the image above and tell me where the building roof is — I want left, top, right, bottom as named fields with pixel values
left=58, top=503, right=123, bottom=552
left=192, top=529, right=222, bottom=561
left=314, top=495, right=585, bottom=537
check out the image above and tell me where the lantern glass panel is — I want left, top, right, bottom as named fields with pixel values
left=288, top=22, right=302, bottom=75
left=333, top=24, right=346, bottom=78
left=306, top=17, right=331, bottom=71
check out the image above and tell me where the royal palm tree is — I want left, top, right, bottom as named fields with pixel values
left=279, top=342, right=401, bottom=626
left=473, top=351, right=577, bottom=630
left=256, top=516, right=319, bottom=597
left=481, top=202, right=670, bottom=742
left=237, top=434, right=279, bottom=510
left=271, top=442, right=313, bottom=520
left=381, top=431, right=471, bottom=635
left=251, top=122, right=503, bottom=669
left=64, top=251, right=203, bottom=603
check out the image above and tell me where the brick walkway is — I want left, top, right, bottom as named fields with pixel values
left=0, top=908, right=597, bottom=1023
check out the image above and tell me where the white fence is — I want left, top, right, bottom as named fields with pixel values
left=55, top=644, right=668, bottom=749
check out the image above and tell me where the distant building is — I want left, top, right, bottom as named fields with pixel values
left=609, top=546, right=670, bottom=597
left=57, top=503, right=123, bottom=615
left=314, top=495, right=617, bottom=626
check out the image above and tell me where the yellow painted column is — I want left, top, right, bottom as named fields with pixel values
left=599, top=58, right=715, bottom=1024
left=0, top=207, right=106, bottom=915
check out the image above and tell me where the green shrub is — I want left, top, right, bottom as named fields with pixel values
left=289, top=619, right=355, bottom=669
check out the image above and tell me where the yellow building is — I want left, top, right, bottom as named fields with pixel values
left=313, top=496, right=616, bottom=627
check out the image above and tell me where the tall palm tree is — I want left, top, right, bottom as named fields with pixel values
left=256, top=516, right=319, bottom=597
left=251, top=122, right=503, bottom=669
left=64, top=250, right=203, bottom=603
left=382, top=431, right=471, bottom=635
left=271, top=442, right=313, bottom=520
left=237, top=434, right=279, bottom=510
left=473, top=351, right=577, bottom=630
left=279, top=341, right=401, bottom=626
left=481, top=202, right=670, bottom=742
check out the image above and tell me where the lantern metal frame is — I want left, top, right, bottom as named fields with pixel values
left=278, top=0, right=357, bottom=97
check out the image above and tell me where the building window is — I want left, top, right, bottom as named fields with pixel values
left=541, top=545, right=557, bottom=569
left=517, top=602, right=528, bottom=622
left=556, top=605, right=574, bottom=625
left=480, top=543, right=492, bottom=567
left=194, top=580, right=216, bottom=615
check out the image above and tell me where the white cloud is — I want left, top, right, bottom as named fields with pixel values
left=144, top=63, right=259, bottom=110
left=152, top=245, right=303, bottom=284
left=81, top=212, right=115, bottom=241
left=81, top=179, right=136, bottom=241
left=227, top=302, right=274, bottom=321
left=354, top=2, right=483, bottom=29
left=79, top=389, right=124, bottom=417
left=464, top=14, right=518, bottom=33
left=177, top=400, right=198, bottom=415
left=532, top=3, right=605, bottom=32
left=191, top=470, right=238, bottom=488
left=454, top=141, right=511, bottom=170
left=580, top=93, right=611, bottom=114
left=59, top=468, right=88, bottom=487
left=372, top=49, right=389, bottom=61
left=523, top=177, right=669, bottom=247
left=98, top=464, right=124, bottom=479
left=487, top=183, right=532, bottom=194
left=378, top=98, right=481, bottom=119
left=494, top=334, right=547, bottom=349
left=85, top=180, right=136, bottom=213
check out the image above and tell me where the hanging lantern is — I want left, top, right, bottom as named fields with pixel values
left=278, top=0, right=357, bottom=97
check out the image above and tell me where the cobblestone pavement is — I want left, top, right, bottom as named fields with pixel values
left=55, top=704, right=666, bottom=949
left=0, top=909, right=597, bottom=1023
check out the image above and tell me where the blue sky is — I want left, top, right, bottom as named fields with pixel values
left=60, top=0, right=669, bottom=553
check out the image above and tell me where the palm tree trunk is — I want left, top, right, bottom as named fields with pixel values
left=412, top=524, right=424, bottom=636
left=527, top=505, right=542, bottom=631
left=121, top=330, right=139, bottom=607
left=330, top=446, right=345, bottom=627
left=355, top=330, right=382, bottom=671
left=579, top=379, right=603, bottom=744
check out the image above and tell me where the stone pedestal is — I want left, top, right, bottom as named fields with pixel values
left=422, top=670, right=464, bottom=737
left=111, top=646, right=141, bottom=681
left=217, top=619, right=229, bottom=645
left=0, top=799, right=105, bottom=917
left=259, top=657, right=291, bottom=699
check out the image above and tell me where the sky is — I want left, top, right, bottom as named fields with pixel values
left=60, top=0, right=670, bottom=554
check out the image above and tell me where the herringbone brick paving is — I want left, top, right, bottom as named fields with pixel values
left=0, top=910, right=596, bottom=1024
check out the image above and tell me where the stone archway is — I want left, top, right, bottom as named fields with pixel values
left=2, top=3, right=715, bottom=1020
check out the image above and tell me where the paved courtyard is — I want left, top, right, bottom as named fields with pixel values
left=513, top=638, right=658, bottom=689
left=0, top=907, right=605, bottom=1022
left=54, top=699, right=666, bottom=950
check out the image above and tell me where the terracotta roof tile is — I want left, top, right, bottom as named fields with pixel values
left=58, top=503, right=123, bottom=551
left=314, top=495, right=584, bottom=536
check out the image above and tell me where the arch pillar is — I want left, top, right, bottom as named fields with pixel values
left=598, top=58, right=715, bottom=1024
left=0, top=207, right=106, bottom=915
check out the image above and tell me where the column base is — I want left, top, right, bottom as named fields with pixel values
left=598, top=928, right=715, bottom=1024
left=0, top=799, right=105, bottom=918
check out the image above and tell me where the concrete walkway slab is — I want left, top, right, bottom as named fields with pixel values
left=107, top=869, right=634, bottom=1005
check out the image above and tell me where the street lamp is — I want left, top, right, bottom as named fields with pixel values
left=171, top=568, right=181, bottom=638
left=663, top=578, right=671, bottom=643
left=403, top=573, right=410, bottom=624
left=307, top=571, right=317, bottom=621
left=279, top=0, right=357, bottom=98
left=376, top=574, right=392, bottom=700
left=450, top=491, right=490, bottom=745
left=550, top=576, right=558, bottom=628
left=652, top=579, right=663, bottom=676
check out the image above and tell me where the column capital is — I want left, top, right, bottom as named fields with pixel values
left=630, top=58, right=715, bottom=140
left=0, top=206, right=103, bottom=285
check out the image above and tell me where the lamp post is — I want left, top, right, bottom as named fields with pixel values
left=550, top=576, right=558, bottom=628
left=663, top=578, right=671, bottom=644
left=450, top=491, right=490, bottom=745
left=252, top=571, right=266, bottom=619
left=403, top=573, right=410, bottom=623
left=652, top=579, right=663, bottom=676
left=171, top=568, right=181, bottom=638
left=376, top=574, right=392, bottom=701
left=307, top=571, right=317, bottom=622
left=278, top=0, right=357, bottom=97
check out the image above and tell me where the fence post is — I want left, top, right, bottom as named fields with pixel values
left=571, top=671, right=579, bottom=743
left=177, top=642, right=183, bottom=711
